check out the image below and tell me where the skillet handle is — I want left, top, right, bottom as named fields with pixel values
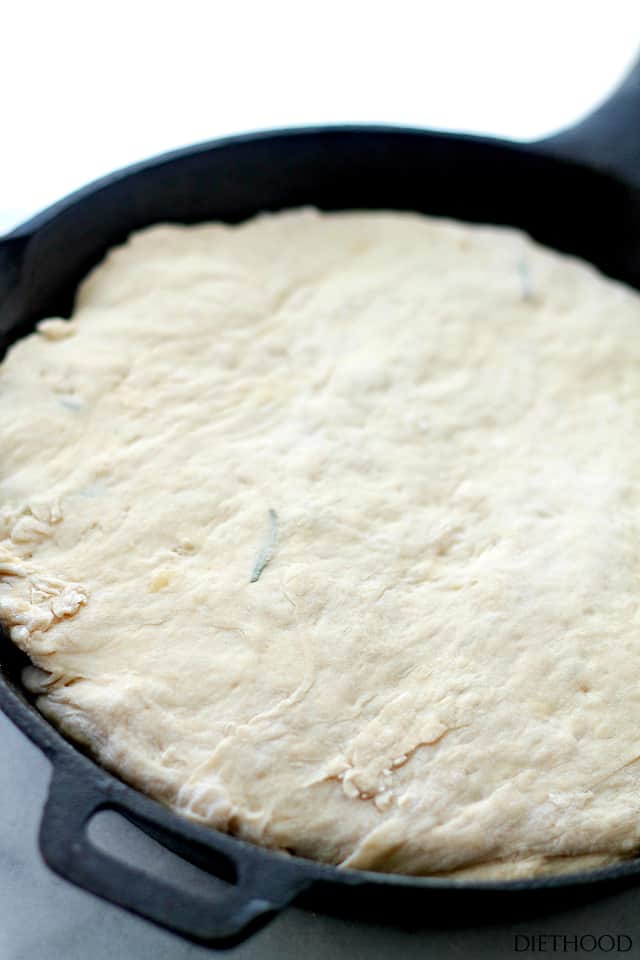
left=39, top=760, right=307, bottom=947
left=536, top=54, right=640, bottom=186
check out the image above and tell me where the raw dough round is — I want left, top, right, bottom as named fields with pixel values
left=2, top=209, right=640, bottom=879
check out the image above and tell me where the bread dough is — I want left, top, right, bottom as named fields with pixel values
left=2, top=208, right=640, bottom=880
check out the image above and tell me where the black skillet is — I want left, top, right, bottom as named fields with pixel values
left=1, top=60, right=640, bottom=950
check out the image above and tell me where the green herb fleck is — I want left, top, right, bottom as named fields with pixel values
left=250, top=509, right=278, bottom=583
left=517, top=259, right=534, bottom=302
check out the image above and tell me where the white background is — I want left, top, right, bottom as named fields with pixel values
left=1, top=0, right=640, bottom=233
left=1, top=7, right=640, bottom=959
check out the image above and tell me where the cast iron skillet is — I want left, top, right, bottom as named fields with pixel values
left=2, top=61, right=640, bottom=949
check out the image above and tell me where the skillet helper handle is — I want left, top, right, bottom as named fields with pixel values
left=39, top=763, right=304, bottom=947
left=537, top=55, right=640, bottom=186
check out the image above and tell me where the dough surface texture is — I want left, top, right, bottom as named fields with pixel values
left=3, top=209, right=640, bottom=879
